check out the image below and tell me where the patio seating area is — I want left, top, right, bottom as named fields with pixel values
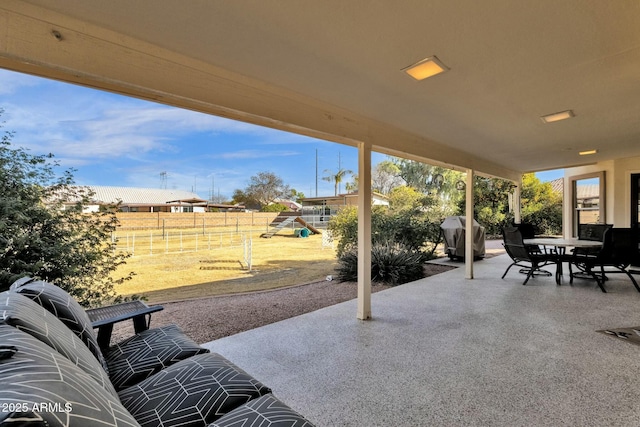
left=0, top=280, right=315, bottom=426
left=203, top=252, right=640, bottom=426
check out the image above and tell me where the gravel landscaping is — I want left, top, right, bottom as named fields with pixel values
left=111, top=263, right=457, bottom=344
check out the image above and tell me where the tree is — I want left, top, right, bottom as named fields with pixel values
left=520, top=173, right=562, bottom=235
left=390, top=158, right=432, bottom=192
left=323, top=167, right=353, bottom=196
left=455, top=176, right=514, bottom=236
left=289, top=188, right=306, bottom=203
left=372, top=161, right=404, bottom=195
left=344, top=174, right=358, bottom=193
left=231, top=189, right=259, bottom=210
left=387, top=186, right=431, bottom=212
left=390, top=157, right=464, bottom=215
left=233, top=171, right=290, bottom=210
left=455, top=174, right=562, bottom=237
left=0, top=111, right=132, bottom=307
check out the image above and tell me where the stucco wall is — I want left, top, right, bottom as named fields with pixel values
left=563, top=155, right=640, bottom=235
left=613, top=156, right=640, bottom=227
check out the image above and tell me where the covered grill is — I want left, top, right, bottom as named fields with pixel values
left=440, top=216, right=486, bottom=260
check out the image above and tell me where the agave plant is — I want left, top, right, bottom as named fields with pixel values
left=336, top=243, right=425, bottom=286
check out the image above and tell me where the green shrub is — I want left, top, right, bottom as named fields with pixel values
left=328, top=205, right=442, bottom=260
left=327, top=206, right=359, bottom=257
left=0, top=119, right=133, bottom=307
left=379, top=211, right=441, bottom=257
left=261, top=203, right=288, bottom=212
left=336, top=243, right=425, bottom=286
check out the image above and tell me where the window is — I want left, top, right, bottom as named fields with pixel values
left=570, top=171, right=605, bottom=237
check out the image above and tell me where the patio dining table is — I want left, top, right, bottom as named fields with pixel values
left=523, top=238, right=603, bottom=285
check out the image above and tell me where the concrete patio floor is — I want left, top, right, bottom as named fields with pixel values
left=202, top=253, right=640, bottom=426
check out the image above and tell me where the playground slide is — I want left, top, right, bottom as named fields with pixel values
left=295, top=217, right=321, bottom=235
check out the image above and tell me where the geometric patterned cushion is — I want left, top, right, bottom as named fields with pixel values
left=106, top=324, right=209, bottom=391
left=118, top=353, right=272, bottom=426
left=9, top=275, right=37, bottom=288
left=0, top=325, right=140, bottom=427
left=209, top=394, right=316, bottom=427
left=0, top=291, right=118, bottom=398
left=9, top=279, right=109, bottom=373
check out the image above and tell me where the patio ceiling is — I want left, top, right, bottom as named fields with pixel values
left=2, top=1, right=640, bottom=181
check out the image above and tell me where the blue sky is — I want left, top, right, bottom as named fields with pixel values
left=0, top=69, right=562, bottom=200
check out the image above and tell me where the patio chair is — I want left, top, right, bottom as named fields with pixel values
left=512, top=222, right=549, bottom=257
left=569, top=228, right=640, bottom=293
left=576, top=223, right=613, bottom=256
left=578, top=223, right=613, bottom=241
left=513, top=222, right=536, bottom=239
left=501, top=226, right=556, bottom=285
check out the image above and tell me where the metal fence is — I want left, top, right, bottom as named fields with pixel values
left=113, top=230, right=253, bottom=256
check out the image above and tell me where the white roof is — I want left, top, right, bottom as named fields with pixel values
left=576, top=184, right=600, bottom=201
left=82, top=186, right=204, bottom=205
left=547, top=179, right=599, bottom=200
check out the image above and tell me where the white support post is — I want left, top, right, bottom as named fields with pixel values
left=465, top=169, right=474, bottom=279
left=513, top=178, right=522, bottom=224
left=357, top=142, right=372, bottom=320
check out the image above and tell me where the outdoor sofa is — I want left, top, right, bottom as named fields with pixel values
left=0, top=279, right=315, bottom=426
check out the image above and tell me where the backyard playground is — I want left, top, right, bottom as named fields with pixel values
left=111, top=212, right=337, bottom=304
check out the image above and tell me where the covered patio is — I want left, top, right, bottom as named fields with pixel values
left=3, top=1, right=640, bottom=321
left=204, top=252, right=640, bottom=426
left=2, top=2, right=640, bottom=425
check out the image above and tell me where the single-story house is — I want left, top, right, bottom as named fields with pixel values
left=272, top=199, right=302, bottom=212
left=301, top=192, right=389, bottom=209
left=71, top=186, right=207, bottom=213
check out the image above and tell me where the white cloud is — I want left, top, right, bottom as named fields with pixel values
left=1, top=73, right=278, bottom=163
left=211, top=149, right=300, bottom=160
left=0, top=70, right=357, bottom=199
left=0, top=69, right=41, bottom=95
left=118, top=165, right=247, bottom=200
left=255, top=130, right=329, bottom=146
left=5, top=104, right=238, bottom=162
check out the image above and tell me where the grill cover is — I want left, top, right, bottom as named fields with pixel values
left=440, top=216, right=486, bottom=259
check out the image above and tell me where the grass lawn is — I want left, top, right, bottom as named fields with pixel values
left=113, top=229, right=338, bottom=304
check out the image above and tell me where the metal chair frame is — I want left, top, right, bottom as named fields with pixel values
left=501, top=227, right=556, bottom=285
left=569, top=228, right=640, bottom=293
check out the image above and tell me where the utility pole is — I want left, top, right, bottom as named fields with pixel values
left=338, top=152, right=342, bottom=195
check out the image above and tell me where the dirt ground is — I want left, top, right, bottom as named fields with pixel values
left=111, top=263, right=457, bottom=344
left=114, top=233, right=340, bottom=304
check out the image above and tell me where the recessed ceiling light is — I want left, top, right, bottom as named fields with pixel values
left=579, top=149, right=598, bottom=156
left=540, top=110, right=575, bottom=123
left=403, top=56, right=449, bottom=81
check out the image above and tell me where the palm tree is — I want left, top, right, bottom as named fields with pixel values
left=323, top=168, right=353, bottom=196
